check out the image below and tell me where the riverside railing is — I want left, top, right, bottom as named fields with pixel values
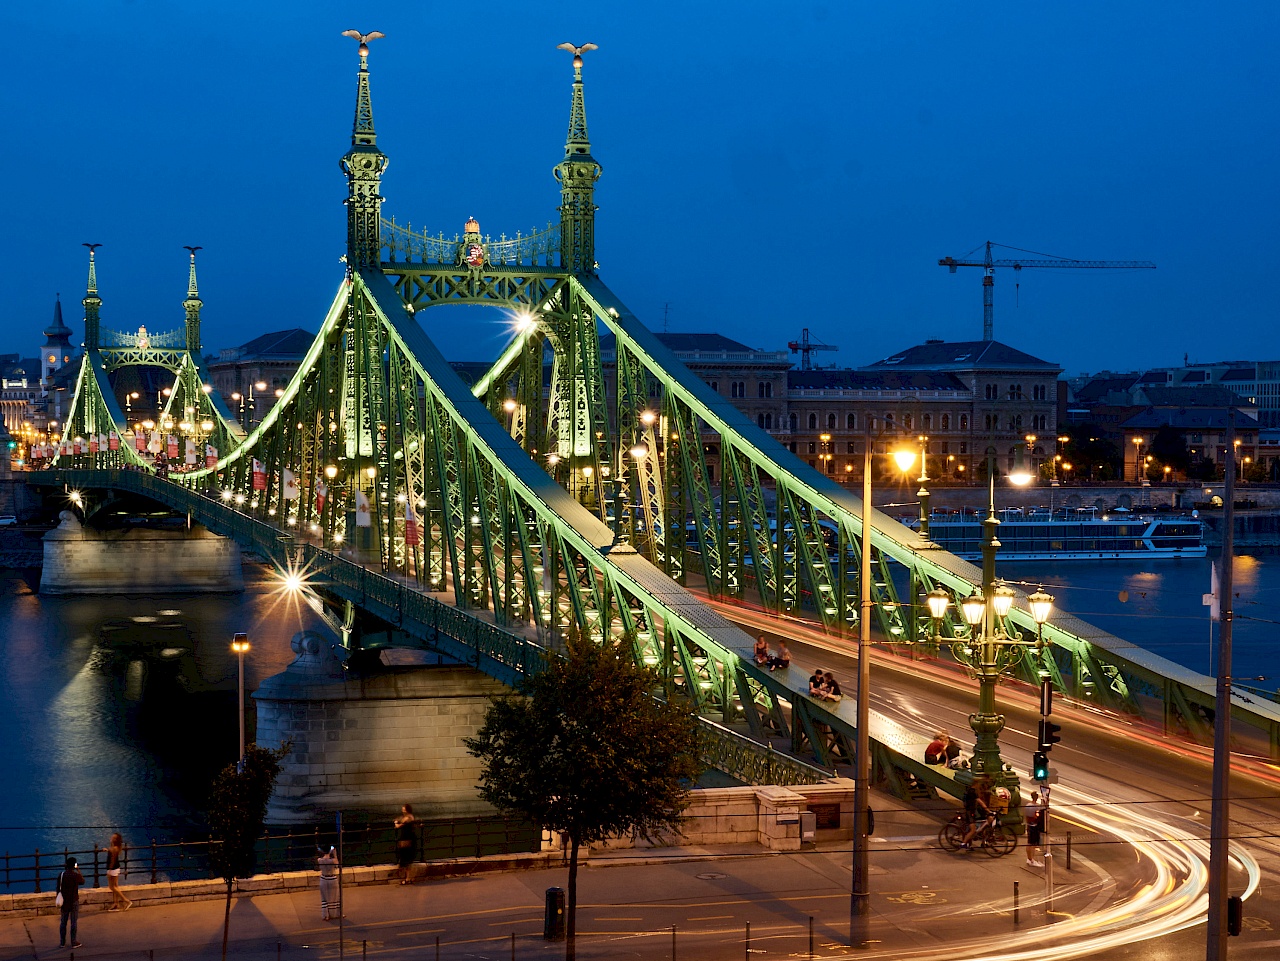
left=2, top=816, right=541, bottom=895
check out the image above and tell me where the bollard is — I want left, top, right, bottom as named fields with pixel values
left=745, top=920, right=751, bottom=960
left=673, top=924, right=677, bottom=961
left=277, top=941, right=281, bottom=960
left=1066, top=832, right=1072, bottom=871
left=809, top=915, right=815, bottom=958
left=1045, top=850, right=1055, bottom=916
left=436, top=935, right=441, bottom=960
left=363, top=939, right=368, bottom=960
left=149, top=952, right=154, bottom=961
left=1013, top=881, right=1020, bottom=924
left=511, top=931, right=515, bottom=960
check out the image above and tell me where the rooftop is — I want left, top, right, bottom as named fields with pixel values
left=862, top=339, right=1059, bottom=372
left=788, top=369, right=968, bottom=392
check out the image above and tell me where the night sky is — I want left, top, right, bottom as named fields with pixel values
left=5, top=2, right=1276, bottom=378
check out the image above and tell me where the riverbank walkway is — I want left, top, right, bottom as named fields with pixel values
left=0, top=793, right=1148, bottom=960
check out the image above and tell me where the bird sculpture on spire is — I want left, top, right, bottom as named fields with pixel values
left=342, top=29, right=385, bottom=57
left=556, top=41, right=598, bottom=68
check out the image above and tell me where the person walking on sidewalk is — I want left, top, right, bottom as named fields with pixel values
left=1025, top=790, right=1047, bottom=867
left=317, top=846, right=341, bottom=921
left=56, top=856, right=85, bottom=949
left=394, top=804, right=417, bottom=884
left=106, top=833, right=133, bottom=911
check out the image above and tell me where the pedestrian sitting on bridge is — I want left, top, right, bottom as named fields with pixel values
left=766, top=641, right=791, bottom=671
left=924, top=731, right=949, bottom=765
left=820, top=670, right=842, bottom=702
left=809, top=670, right=825, bottom=699
left=753, top=636, right=769, bottom=666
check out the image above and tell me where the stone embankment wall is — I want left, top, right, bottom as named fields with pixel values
left=256, top=633, right=510, bottom=823
left=40, top=511, right=243, bottom=593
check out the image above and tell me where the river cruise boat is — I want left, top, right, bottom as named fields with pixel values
left=921, top=506, right=1206, bottom=561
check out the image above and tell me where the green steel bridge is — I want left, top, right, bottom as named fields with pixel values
left=35, top=38, right=1280, bottom=802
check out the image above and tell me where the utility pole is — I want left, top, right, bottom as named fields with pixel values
left=1206, top=409, right=1237, bottom=960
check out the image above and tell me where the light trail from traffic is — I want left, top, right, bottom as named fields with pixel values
left=712, top=601, right=1262, bottom=960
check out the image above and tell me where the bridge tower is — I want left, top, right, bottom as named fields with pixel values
left=42, top=295, right=74, bottom=391
left=554, top=45, right=601, bottom=276
left=341, top=35, right=388, bottom=269
left=183, top=246, right=203, bottom=353
left=81, top=244, right=103, bottom=351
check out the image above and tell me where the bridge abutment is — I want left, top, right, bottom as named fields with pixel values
left=40, top=511, right=244, bottom=593
left=255, top=632, right=507, bottom=824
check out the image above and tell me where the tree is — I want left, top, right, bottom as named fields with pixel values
left=1149, top=424, right=1190, bottom=472
left=465, top=636, right=701, bottom=960
left=208, top=744, right=289, bottom=961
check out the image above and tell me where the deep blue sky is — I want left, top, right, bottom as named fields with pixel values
left=5, top=2, right=1276, bottom=378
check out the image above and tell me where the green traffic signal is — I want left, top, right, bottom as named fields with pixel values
left=1033, top=751, right=1049, bottom=780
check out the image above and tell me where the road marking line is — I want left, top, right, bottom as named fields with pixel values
left=687, top=914, right=734, bottom=920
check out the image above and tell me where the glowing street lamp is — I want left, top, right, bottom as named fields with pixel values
left=230, top=633, right=251, bottom=767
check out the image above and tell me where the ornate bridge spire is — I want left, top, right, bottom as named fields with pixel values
left=183, top=246, right=203, bottom=352
left=82, top=242, right=103, bottom=349
left=554, top=43, right=602, bottom=275
left=340, top=30, right=389, bottom=268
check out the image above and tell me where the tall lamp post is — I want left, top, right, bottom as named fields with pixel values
left=916, top=434, right=931, bottom=539
left=231, top=633, right=251, bottom=768
left=852, top=429, right=916, bottom=946
left=944, top=447, right=1036, bottom=791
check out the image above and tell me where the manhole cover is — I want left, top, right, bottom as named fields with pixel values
left=695, top=872, right=727, bottom=880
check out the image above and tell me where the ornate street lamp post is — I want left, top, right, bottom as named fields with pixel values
left=915, top=434, right=931, bottom=539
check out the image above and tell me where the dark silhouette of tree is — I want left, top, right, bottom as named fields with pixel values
left=208, top=744, right=289, bottom=960
left=465, top=636, right=701, bottom=961
left=1061, top=426, right=1121, bottom=483
left=1149, top=425, right=1190, bottom=472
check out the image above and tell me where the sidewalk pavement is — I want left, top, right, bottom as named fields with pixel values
left=0, top=794, right=1146, bottom=960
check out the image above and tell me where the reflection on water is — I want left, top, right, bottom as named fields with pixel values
left=0, top=565, right=327, bottom=859
left=1000, top=552, right=1279, bottom=686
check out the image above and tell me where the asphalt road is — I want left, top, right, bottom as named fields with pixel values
left=731, top=603, right=1280, bottom=959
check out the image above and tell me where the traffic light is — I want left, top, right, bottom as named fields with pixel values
left=1228, top=895, right=1243, bottom=936
left=1033, top=751, right=1049, bottom=781
left=1040, top=677, right=1053, bottom=715
left=1038, top=719, right=1062, bottom=751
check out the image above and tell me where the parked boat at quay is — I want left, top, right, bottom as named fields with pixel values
left=913, top=506, right=1206, bottom=561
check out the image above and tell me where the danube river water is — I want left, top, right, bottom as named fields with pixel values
left=0, top=564, right=325, bottom=861
left=2, top=549, right=1274, bottom=866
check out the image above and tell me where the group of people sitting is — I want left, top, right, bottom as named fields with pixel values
left=923, top=729, right=969, bottom=770
left=752, top=636, right=792, bottom=671
left=808, top=669, right=842, bottom=702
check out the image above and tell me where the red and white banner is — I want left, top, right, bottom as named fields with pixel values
left=405, top=500, right=420, bottom=546
left=252, top=459, right=267, bottom=491
left=315, top=478, right=328, bottom=513
left=73, top=439, right=82, bottom=455
left=166, top=435, right=179, bottom=459
left=108, top=431, right=119, bottom=451
left=206, top=444, right=218, bottom=468
left=282, top=468, right=299, bottom=500
left=355, top=490, right=372, bottom=527
left=88, top=437, right=99, bottom=454
left=135, top=431, right=146, bottom=452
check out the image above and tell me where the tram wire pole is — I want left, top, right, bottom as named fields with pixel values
left=851, top=423, right=873, bottom=947
left=1206, top=409, right=1236, bottom=961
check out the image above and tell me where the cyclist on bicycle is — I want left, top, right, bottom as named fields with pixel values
left=959, top=776, right=993, bottom=849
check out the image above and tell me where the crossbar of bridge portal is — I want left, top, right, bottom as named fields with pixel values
left=32, top=470, right=864, bottom=789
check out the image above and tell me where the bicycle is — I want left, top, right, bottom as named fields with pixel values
left=938, top=813, right=1017, bottom=858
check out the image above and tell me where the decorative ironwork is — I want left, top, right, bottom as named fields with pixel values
left=382, top=218, right=562, bottom=268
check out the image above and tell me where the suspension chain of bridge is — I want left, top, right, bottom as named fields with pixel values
left=37, top=38, right=1280, bottom=796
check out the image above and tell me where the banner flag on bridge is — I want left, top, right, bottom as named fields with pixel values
left=282, top=469, right=299, bottom=500
left=88, top=437, right=98, bottom=454
left=99, top=433, right=108, bottom=452
left=135, top=431, right=145, bottom=452
left=166, top=435, right=179, bottom=459
left=108, top=432, right=119, bottom=451
left=252, top=459, right=267, bottom=491
left=355, top=490, right=372, bottom=527
left=185, top=439, right=197, bottom=465
left=405, top=500, right=419, bottom=546
left=206, top=444, right=217, bottom=468
left=315, top=477, right=328, bottom=513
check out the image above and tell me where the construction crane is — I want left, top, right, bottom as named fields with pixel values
left=787, top=328, right=839, bottom=370
left=939, top=241, right=1156, bottom=342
